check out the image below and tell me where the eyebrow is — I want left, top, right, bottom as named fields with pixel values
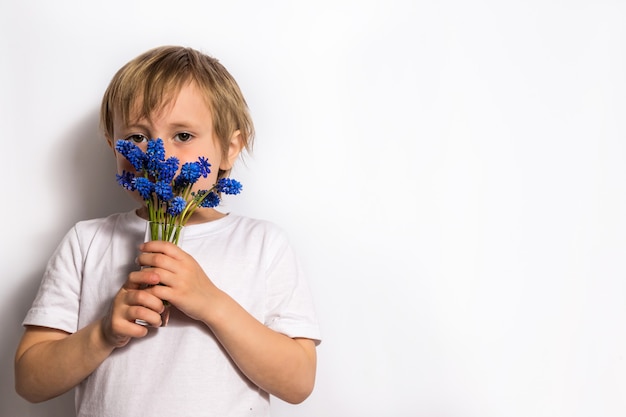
left=124, top=122, right=151, bottom=131
left=121, top=120, right=202, bottom=133
left=168, top=121, right=197, bottom=129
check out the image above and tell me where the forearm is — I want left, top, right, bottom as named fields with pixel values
left=15, top=320, right=115, bottom=403
left=203, top=290, right=317, bottom=404
left=136, top=241, right=318, bottom=402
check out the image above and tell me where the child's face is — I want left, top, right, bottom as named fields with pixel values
left=111, top=82, right=241, bottom=207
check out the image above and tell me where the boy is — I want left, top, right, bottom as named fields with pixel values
left=15, top=46, right=321, bottom=417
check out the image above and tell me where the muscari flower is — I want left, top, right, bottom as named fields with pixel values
left=157, top=157, right=180, bottom=184
left=133, top=177, right=154, bottom=200
left=197, top=156, right=211, bottom=178
left=116, top=170, right=136, bottom=191
left=154, top=180, right=174, bottom=201
left=180, top=162, right=201, bottom=183
left=147, top=138, right=166, bottom=162
left=202, top=191, right=221, bottom=208
left=115, top=140, right=146, bottom=171
left=216, top=178, right=243, bottom=195
left=115, top=137, right=242, bottom=231
left=145, top=139, right=166, bottom=173
left=174, top=162, right=201, bottom=190
left=195, top=190, right=221, bottom=208
left=115, top=140, right=133, bottom=157
left=167, top=196, right=187, bottom=216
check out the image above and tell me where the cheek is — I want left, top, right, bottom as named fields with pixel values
left=114, top=156, right=143, bottom=203
left=192, top=169, right=219, bottom=193
left=124, top=188, right=145, bottom=205
left=116, top=155, right=134, bottom=175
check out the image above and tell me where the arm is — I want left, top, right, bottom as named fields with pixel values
left=15, top=323, right=114, bottom=403
left=15, top=272, right=166, bottom=403
left=138, top=240, right=317, bottom=403
left=204, top=291, right=317, bottom=404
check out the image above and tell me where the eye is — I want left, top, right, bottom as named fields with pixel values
left=175, top=132, right=193, bottom=142
left=125, top=134, right=149, bottom=144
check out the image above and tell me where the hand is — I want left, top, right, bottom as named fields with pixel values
left=101, top=265, right=166, bottom=348
left=136, top=240, right=219, bottom=323
left=133, top=242, right=317, bottom=404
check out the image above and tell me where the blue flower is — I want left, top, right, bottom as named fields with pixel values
left=115, top=140, right=135, bottom=158
left=115, top=140, right=145, bottom=171
left=197, top=156, right=211, bottom=178
left=167, top=196, right=187, bottom=216
left=216, top=178, right=242, bottom=195
left=116, top=170, right=136, bottom=191
left=146, top=138, right=166, bottom=161
left=175, top=162, right=201, bottom=190
left=115, top=139, right=242, bottom=229
left=199, top=191, right=221, bottom=208
left=157, top=157, right=179, bottom=183
left=145, top=139, right=166, bottom=173
left=179, top=162, right=201, bottom=183
left=154, top=180, right=174, bottom=201
left=133, top=177, right=154, bottom=200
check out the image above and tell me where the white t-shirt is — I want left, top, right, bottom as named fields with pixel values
left=23, top=210, right=321, bottom=417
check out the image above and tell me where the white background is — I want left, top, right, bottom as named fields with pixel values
left=2, top=1, right=626, bottom=416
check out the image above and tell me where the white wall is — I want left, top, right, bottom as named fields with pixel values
left=2, top=1, right=626, bottom=416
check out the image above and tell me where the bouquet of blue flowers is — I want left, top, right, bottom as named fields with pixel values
left=115, top=138, right=242, bottom=245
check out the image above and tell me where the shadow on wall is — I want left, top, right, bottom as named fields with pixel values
left=2, top=109, right=136, bottom=417
left=56, top=109, right=137, bottom=223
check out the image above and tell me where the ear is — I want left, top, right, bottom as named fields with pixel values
left=219, top=130, right=244, bottom=171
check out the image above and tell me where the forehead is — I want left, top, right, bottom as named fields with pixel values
left=113, top=82, right=214, bottom=132
left=117, top=81, right=212, bottom=127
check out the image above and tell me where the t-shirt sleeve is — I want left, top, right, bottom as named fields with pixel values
left=263, top=229, right=321, bottom=345
left=23, top=227, right=83, bottom=334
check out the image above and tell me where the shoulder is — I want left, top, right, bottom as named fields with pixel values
left=228, top=214, right=284, bottom=232
left=226, top=214, right=290, bottom=243
left=70, top=210, right=143, bottom=243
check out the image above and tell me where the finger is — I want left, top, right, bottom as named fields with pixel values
left=105, top=306, right=156, bottom=345
left=126, top=305, right=163, bottom=328
left=111, top=314, right=149, bottom=338
left=125, top=288, right=166, bottom=314
left=145, top=283, right=171, bottom=304
left=124, top=269, right=161, bottom=289
left=140, top=240, right=185, bottom=259
left=136, top=251, right=179, bottom=273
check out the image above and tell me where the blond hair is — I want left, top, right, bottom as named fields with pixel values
left=100, top=45, right=254, bottom=178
